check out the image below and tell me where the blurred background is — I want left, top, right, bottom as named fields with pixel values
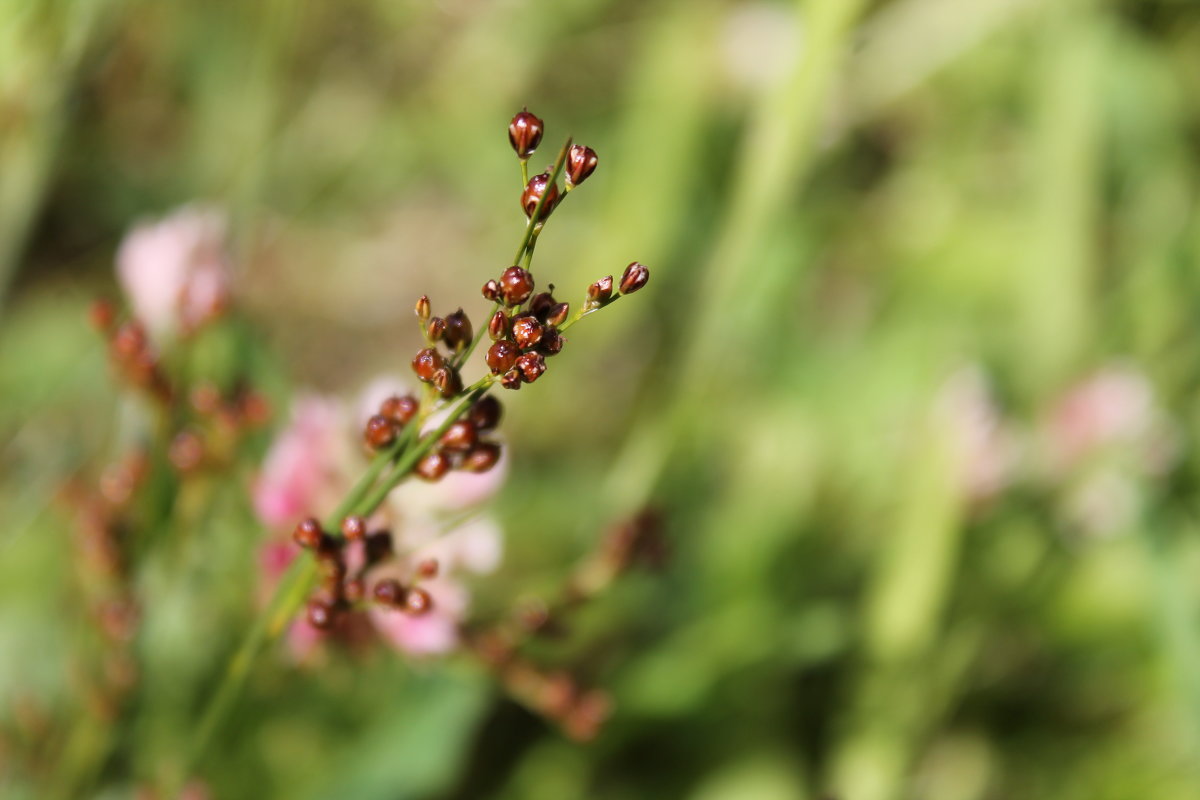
left=3, top=0, right=1200, bottom=797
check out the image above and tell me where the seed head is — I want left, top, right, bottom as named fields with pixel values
left=546, top=302, right=570, bottom=327
left=512, top=315, right=545, bottom=349
left=440, top=420, right=478, bottom=452
left=426, top=316, right=446, bottom=343
left=412, top=348, right=444, bottom=382
left=565, top=144, right=598, bottom=188
left=415, top=295, right=431, bottom=322
left=539, top=327, right=564, bottom=356
left=486, top=340, right=520, bottom=374
left=619, top=262, right=650, bottom=295
left=364, top=414, right=397, bottom=449
left=432, top=366, right=463, bottom=398
left=415, top=451, right=451, bottom=481
left=468, top=395, right=502, bottom=431
left=293, top=517, right=324, bottom=550
left=586, top=276, right=613, bottom=308
left=522, top=173, right=560, bottom=221
left=464, top=442, right=502, bottom=472
left=488, top=309, right=509, bottom=341
left=501, top=369, right=523, bottom=391
left=499, top=266, right=535, bottom=306
left=443, top=308, right=473, bottom=351
left=380, top=394, right=419, bottom=425
left=340, top=515, right=367, bottom=541
left=508, top=109, right=544, bottom=159
left=372, top=578, right=405, bottom=608
left=482, top=279, right=501, bottom=302
left=516, top=351, right=547, bottom=383
left=404, top=586, right=433, bottom=616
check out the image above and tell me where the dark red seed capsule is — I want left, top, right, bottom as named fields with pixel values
left=546, top=302, right=569, bottom=327
left=443, top=308, right=473, bottom=350
left=372, top=578, right=405, bottom=608
left=565, top=144, right=598, bottom=188
left=404, top=586, right=433, bottom=616
left=380, top=394, right=419, bottom=425
left=412, top=348, right=444, bottom=382
left=426, top=317, right=446, bottom=342
left=440, top=420, right=478, bottom=452
left=341, top=515, right=367, bottom=541
left=539, top=327, right=563, bottom=356
left=488, top=310, right=508, bottom=341
left=415, top=451, right=451, bottom=481
left=521, top=173, right=559, bottom=221
left=365, top=531, right=394, bottom=564
left=512, top=316, right=545, bottom=349
left=415, top=295, right=431, bottom=321
left=364, top=414, right=397, bottom=449
left=516, top=351, right=546, bottom=383
left=501, top=369, right=523, bottom=391
left=468, top=395, right=502, bottom=431
left=587, top=276, right=613, bottom=306
left=619, top=262, right=650, bottom=295
left=508, top=109, right=544, bottom=159
left=293, top=517, right=324, bottom=549
left=464, top=442, right=502, bottom=472
left=432, top=366, right=463, bottom=398
left=486, top=340, right=520, bottom=374
left=482, top=279, right=501, bottom=302
left=499, top=266, right=535, bottom=306
left=307, top=599, right=336, bottom=630
left=528, top=292, right=555, bottom=319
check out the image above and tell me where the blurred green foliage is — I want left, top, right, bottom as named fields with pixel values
left=3, top=0, right=1200, bottom=798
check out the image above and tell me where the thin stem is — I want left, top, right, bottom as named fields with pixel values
left=512, top=136, right=572, bottom=266
left=453, top=302, right=499, bottom=371
left=520, top=159, right=529, bottom=187
left=558, top=294, right=621, bottom=334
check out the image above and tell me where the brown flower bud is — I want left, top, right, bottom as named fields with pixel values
left=546, top=302, right=570, bottom=327
left=468, top=395, right=502, bottom=431
left=293, top=517, right=324, bottom=550
left=443, top=308, right=473, bottom=351
left=488, top=309, right=509, bottom=341
left=486, top=339, right=520, bottom=374
left=539, top=327, right=564, bottom=356
left=416, top=558, right=440, bottom=579
left=508, top=109, right=544, bottom=159
left=404, top=586, right=433, bottom=615
left=619, top=261, right=650, bottom=295
left=440, top=420, right=478, bottom=452
left=415, top=451, right=450, bottom=481
left=415, top=295, right=431, bottom=322
left=565, top=144, right=598, bottom=188
left=426, top=316, right=446, bottom=343
left=372, top=578, right=405, bottom=608
left=516, top=351, right=546, bottom=383
left=528, top=291, right=556, bottom=319
left=340, top=515, right=367, bottom=541
left=482, top=279, right=501, bottom=302
left=522, top=173, right=560, bottom=221
left=499, top=266, right=536, bottom=306
left=464, top=442, right=502, bottom=472
left=306, top=599, right=336, bottom=630
left=432, top=366, right=463, bottom=398
left=500, top=369, right=523, bottom=390
left=380, top=394, right=419, bottom=425
left=512, top=315, right=545, bottom=349
left=586, top=275, right=613, bottom=307
left=364, top=414, right=397, bottom=449
left=412, top=348, right=444, bottom=382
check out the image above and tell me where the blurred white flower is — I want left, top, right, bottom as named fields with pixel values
left=116, top=205, right=231, bottom=339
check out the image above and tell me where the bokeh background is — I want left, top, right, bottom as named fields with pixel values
left=4, top=0, right=1200, bottom=797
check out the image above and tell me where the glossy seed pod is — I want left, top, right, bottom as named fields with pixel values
left=619, top=261, right=650, bottom=295
left=468, top=395, right=502, bottom=431
left=432, top=366, right=464, bottom=398
left=426, top=317, right=446, bottom=342
left=411, top=348, right=444, bottom=382
left=499, top=266, right=535, bottom=306
left=306, top=599, right=336, bottom=630
left=293, top=517, right=324, bottom=549
left=415, top=451, right=451, bottom=481
left=482, top=279, right=501, bottom=302
left=500, top=369, right=523, bottom=391
left=565, top=144, right=598, bottom=188
left=380, top=394, right=419, bottom=425
left=508, top=109, right=544, bottom=159
left=486, top=340, right=520, bottom=374
left=539, top=327, right=564, bottom=356
left=587, top=275, right=613, bottom=306
left=521, top=173, right=559, bottom=221
left=443, top=308, right=473, bottom=350
left=488, top=309, right=509, bottom=341
left=546, top=302, right=570, bottom=327
left=512, top=315, right=545, bottom=349
left=340, top=515, right=367, bottom=541
left=528, top=292, right=556, bottom=319
left=415, top=295, right=431, bottom=321
left=516, top=351, right=546, bottom=383
left=440, top=420, right=478, bottom=452
left=372, top=578, right=405, bottom=608
left=464, top=441, right=502, bottom=472
left=364, top=414, right=397, bottom=449
left=404, top=586, right=433, bottom=616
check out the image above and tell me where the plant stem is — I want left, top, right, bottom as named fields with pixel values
left=512, top=137, right=572, bottom=266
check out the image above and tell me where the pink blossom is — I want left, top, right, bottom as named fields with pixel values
left=252, top=395, right=351, bottom=529
left=116, top=205, right=231, bottom=339
left=936, top=366, right=1020, bottom=502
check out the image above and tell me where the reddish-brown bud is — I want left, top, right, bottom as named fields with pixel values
left=372, top=578, right=405, bottom=608
left=444, top=308, right=473, bottom=351
left=619, top=261, right=650, bottom=295
left=380, top=394, right=419, bottom=425
left=440, top=420, right=478, bottom=452
left=516, top=351, right=547, bottom=383
left=306, top=599, right=336, bottom=630
left=508, top=109, right=544, bottom=159
left=415, top=451, right=451, bottom=481
left=364, top=414, right=397, bottom=449
left=426, top=316, right=446, bottom=342
left=586, top=276, right=613, bottom=307
left=416, top=558, right=440, bottom=579
left=539, top=327, right=564, bottom=356
left=488, top=310, right=508, bottom=341
left=486, top=340, right=520, bottom=374
left=482, top=279, right=501, bottom=302
left=565, top=144, right=598, bottom=188
left=404, top=586, right=433, bottom=615
left=512, top=315, right=545, bottom=349
left=528, top=292, right=556, bottom=319
left=415, top=295, right=431, bottom=322
left=499, top=266, right=535, bottom=306
left=522, top=173, right=560, bottom=221
left=340, top=515, right=367, bottom=541
left=464, top=442, right=502, bottom=472
left=412, top=348, right=444, bottom=382
left=468, top=395, right=502, bottom=431
left=546, top=302, right=570, bottom=327
left=501, top=369, right=523, bottom=390
left=432, top=366, right=463, bottom=398
left=365, top=531, right=394, bottom=564
left=293, top=517, right=324, bottom=549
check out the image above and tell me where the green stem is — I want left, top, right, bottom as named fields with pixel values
left=512, top=137, right=572, bottom=266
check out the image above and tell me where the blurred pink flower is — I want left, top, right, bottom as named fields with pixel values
left=253, top=395, right=350, bottom=529
left=936, top=366, right=1020, bottom=503
left=116, top=205, right=231, bottom=339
